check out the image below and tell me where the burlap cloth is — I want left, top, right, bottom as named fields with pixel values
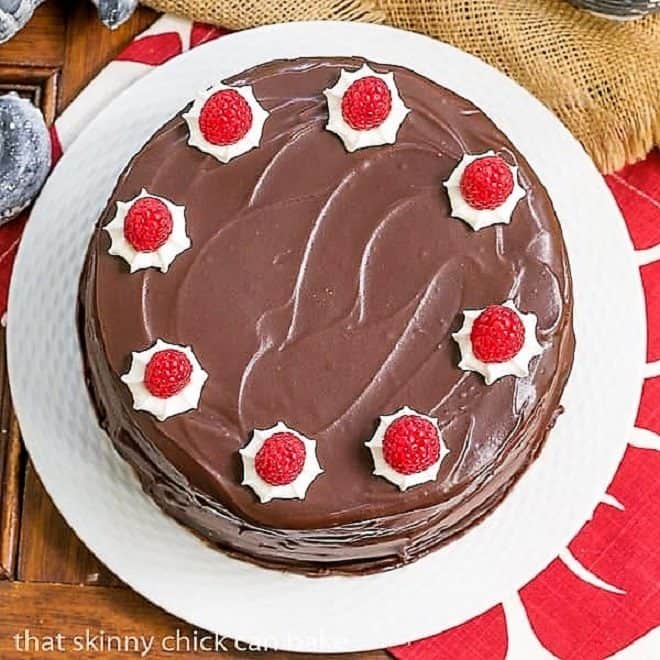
left=142, top=0, right=660, bottom=174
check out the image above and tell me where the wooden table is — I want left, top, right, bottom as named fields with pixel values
left=0, top=3, right=390, bottom=657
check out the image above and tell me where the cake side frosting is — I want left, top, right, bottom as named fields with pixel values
left=79, top=57, right=574, bottom=575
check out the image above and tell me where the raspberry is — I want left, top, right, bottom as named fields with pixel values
left=341, top=76, right=392, bottom=130
left=382, top=415, right=440, bottom=475
left=123, top=197, right=173, bottom=252
left=198, top=89, right=252, bottom=145
left=470, top=305, right=525, bottom=363
left=460, top=156, right=514, bottom=210
left=144, top=349, right=193, bottom=398
left=255, top=432, right=306, bottom=486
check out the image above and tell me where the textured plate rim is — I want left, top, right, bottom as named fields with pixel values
left=7, top=21, right=645, bottom=653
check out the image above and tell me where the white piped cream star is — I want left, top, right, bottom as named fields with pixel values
left=323, top=64, right=410, bottom=152
left=183, top=82, right=269, bottom=163
left=452, top=300, right=543, bottom=385
left=121, top=339, right=208, bottom=421
left=240, top=422, right=323, bottom=504
left=104, top=189, right=190, bottom=273
left=365, top=407, right=448, bottom=491
left=444, top=151, right=525, bottom=231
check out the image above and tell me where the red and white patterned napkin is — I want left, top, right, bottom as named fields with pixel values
left=3, top=17, right=658, bottom=658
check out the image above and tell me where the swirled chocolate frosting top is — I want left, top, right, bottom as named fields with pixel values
left=81, top=57, right=573, bottom=549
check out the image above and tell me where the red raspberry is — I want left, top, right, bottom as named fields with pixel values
left=460, top=155, right=514, bottom=210
left=382, top=415, right=440, bottom=475
left=254, top=432, right=306, bottom=486
left=123, top=197, right=173, bottom=252
left=341, top=76, right=392, bottom=130
left=198, top=89, right=252, bottom=145
left=144, top=349, right=193, bottom=398
left=470, top=305, right=525, bottom=363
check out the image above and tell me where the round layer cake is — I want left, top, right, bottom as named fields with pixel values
left=79, top=57, right=574, bottom=575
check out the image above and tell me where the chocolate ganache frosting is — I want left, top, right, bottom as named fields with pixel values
left=79, top=57, right=574, bottom=575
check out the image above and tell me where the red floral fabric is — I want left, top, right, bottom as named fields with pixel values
left=116, top=32, right=183, bottom=65
left=392, top=156, right=660, bottom=658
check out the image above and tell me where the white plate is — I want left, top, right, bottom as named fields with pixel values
left=7, top=22, right=645, bottom=653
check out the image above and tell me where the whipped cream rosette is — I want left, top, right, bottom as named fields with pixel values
left=240, top=422, right=323, bottom=503
left=104, top=189, right=190, bottom=273
left=184, top=82, right=269, bottom=163
left=121, top=339, right=208, bottom=421
left=453, top=301, right=543, bottom=385
left=324, top=63, right=410, bottom=152
left=366, top=407, right=448, bottom=491
left=444, top=151, right=525, bottom=230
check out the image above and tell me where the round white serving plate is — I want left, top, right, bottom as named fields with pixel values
left=7, top=21, right=645, bottom=653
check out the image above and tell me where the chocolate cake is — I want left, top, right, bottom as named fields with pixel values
left=78, top=57, right=574, bottom=575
